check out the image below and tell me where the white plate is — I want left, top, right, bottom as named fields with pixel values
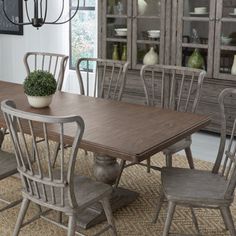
left=229, top=13, right=236, bottom=17
left=189, top=12, right=209, bottom=16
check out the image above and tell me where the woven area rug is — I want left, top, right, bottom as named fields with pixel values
left=0, top=136, right=233, bottom=236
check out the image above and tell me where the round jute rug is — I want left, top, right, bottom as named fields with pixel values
left=0, top=137, right=233, bottom=236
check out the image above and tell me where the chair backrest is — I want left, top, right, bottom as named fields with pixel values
left=213, top=88, right=236, bottom=199
left=24, top=52, right=69, bottom=91
left=76, top=58, right=129, bottom=101
left=1, top=100, right=84, bottom=211
left=140, top=65, right=206, bottom=113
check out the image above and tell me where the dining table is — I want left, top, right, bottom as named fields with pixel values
left=0, top=80, right=211, bottom=229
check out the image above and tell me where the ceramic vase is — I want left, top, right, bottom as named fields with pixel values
left=187, top=49, right=204, bottom=69
left=121, top=45, right=127, bottom=61
left=231, top=55, right=236, bottom=75
left=112, top=44, right=119, bottom=60
left=138, top=0, right=147, bottom=15
left=143, top=47, right=158, bottom=65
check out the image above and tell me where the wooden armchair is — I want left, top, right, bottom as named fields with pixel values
left=154, top=88, right=236, bottom=235
left=1, top=100, right=117, bottom=236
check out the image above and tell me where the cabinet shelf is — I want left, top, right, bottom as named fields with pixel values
left=220, top=45, right=236, bottom=51
left=136, top=15, right=161, bottom=19
left=106, top=14, right=128, bottom=18
left=182, top=43, right=208, bottom=49
left=106, top=38, right=127, bottom=43
left=137, top=40, right=160, bottom=45
left=182, top=16, right=209, bottom=22
left=221, top=17, right=236, bottom=23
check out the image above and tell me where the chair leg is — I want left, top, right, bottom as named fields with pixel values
left=13, top=198, right=30, bottom=236
left=220, top=208, right=228, bottom=230
left=220, top=207, right=236, bottom=236
left=52, top=143, right=60, bottom=167
left=153, top=189, right=165, bottom=223
left=165, top=154, right=172, bottom=168
left=163, top=201, right=176, bottom=236
left=114, top=160, right=126, bottom=188
left=185, top=147, right=194, bottom=169
left=101, top=197, right=117, bottom=236
left=190, top=208, right=200, bottom=234
left=67, top=214, right=76, bottom=236
left=146, top=157, right=151, bottom=173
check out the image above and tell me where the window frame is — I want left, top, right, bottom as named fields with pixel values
left=69, top=0, right=96, bottom=70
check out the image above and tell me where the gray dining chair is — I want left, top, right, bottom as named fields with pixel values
left=0, top=128, right=21, bottom=212
left=154, top=88, right=236, bottom=236
left=76, top=58, right=129, bottom=100
left=52, top=58, right=130, bottom=167
left=23, top=52, right=69, bottom=91
left=141, top=65, right=206, bottom=171
left=1, top=99, right=117, bottom=236
left=114, top=65, right=206, bottom=187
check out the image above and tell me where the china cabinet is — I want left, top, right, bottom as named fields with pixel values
left=98, top=0, right=236, bottom=133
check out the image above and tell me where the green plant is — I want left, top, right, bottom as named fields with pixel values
left=23, top=70, right=57, bottom=96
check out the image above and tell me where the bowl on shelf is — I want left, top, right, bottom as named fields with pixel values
left=147, top=30, right=160, bottom=39
left=221, top=36, right=232, bottom=45
left=114, top=28, right=127, bottom=36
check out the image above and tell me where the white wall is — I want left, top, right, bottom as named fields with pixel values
left=0, top=1, right=69, bottom=84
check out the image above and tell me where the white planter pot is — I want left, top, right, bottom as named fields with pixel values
left=26, top=95, right=53, bottom=108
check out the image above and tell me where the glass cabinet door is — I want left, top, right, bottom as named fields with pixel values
left=176, top=0, right=216, bottom=77
left=132, top=0, right=165, bottom=68
left=101, top=0, right=132, bottom=63
left=214, top=0, right=236, bottom=80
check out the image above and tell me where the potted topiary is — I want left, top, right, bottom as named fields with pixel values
left=23, top=70, right=57, bottom=108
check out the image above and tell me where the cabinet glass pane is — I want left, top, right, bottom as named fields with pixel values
left=136, top=44, right=159, bottom=65
left=182, top=21, right=209, bottom=45
left=182, top=47, right=207, bottom=70
left=183, top=0, right=209, bottom=17
left=137, top=19, right=161, bottom=41
left=106, top=18, right=127, bottom=38
left=219, top=50, right=235, bottom=74
left=137, top=0, right=161, bottom=17
left=221, top=22, right=236, bottom=46
left=222, top=0, right=236, bottom=18
left=106, top=42, right=128, bottom=61
left=107, top=0, right=128, bottom=15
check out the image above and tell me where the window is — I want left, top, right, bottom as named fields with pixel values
left=69, top=0, right=97, bottom=70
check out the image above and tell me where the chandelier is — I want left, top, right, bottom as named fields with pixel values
left=1, top=0, right=79, bottom=28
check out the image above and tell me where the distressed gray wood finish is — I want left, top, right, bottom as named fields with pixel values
left=23, top=52, right=69, bottom=91
left=1, top=100, right=117, bottom=236
left=76, top=58, right=129, bottom=101
left=154, top=88, right=236, bottom=236
left=0, top=128, right=21, bottom=213
left=141, top=65, right=206, bottom=170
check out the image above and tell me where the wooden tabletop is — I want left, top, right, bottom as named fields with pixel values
left=0, top=81, right=211, bottom=163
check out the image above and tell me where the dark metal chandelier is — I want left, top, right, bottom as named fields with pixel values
left=1, top=0, right=79, bottom=28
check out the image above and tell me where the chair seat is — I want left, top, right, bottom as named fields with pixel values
left=163, top=137, right=192, bottom=155
left=0, top=150, right=18, bottom=180
left=161, top=167, right=229, bottom=204
left=24, top=171, right=112, bottom=212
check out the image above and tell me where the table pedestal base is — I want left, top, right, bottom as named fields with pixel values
left=76, top=187, right=138, bottom=229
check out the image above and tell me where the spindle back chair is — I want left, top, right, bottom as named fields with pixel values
left=24, top=52, right=69, bottom=91
left=76, top=58, right=129, bottom=101
left=1, top=100, right=117, bottom=236
left=154, top=88, right=236, bottom=236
